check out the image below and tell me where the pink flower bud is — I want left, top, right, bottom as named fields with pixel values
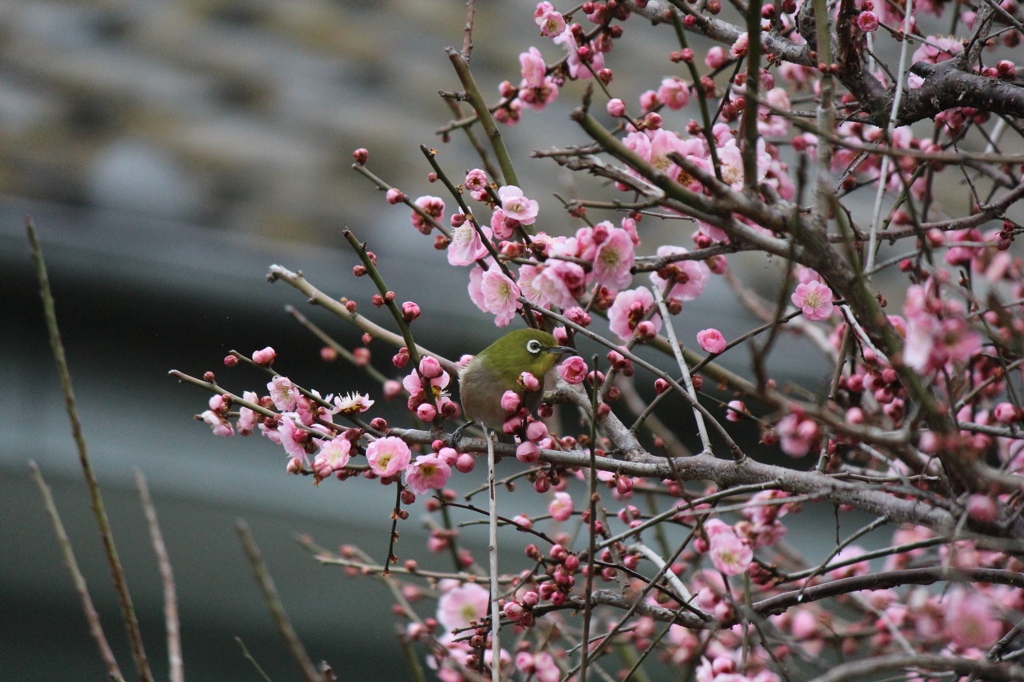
left=705, top=46, right=727, bottom=70
left=526, top=420, right=549, bottom=442
left=383, top=380, right=403, bottom=400
left=994, top=402, right=1019, bottom=424
left=558, top=356, right=588, bottom=384
left=455, top=453, right=475, bottom=473
left=516, top=440, right=540, bottom=462
left=416, top=403, right=437, bottom=422
left=696, top=328, right=727, bottom=354
left=402, top=301, right=421, bottom=322
left=518, top=372, right=541, bottom=392
left=639, top=89, right=660, bottom=113
left=386, top=188, right=405, bottom=204
left=856, top=10, right=878, bottom=31
left=503, top=602, right=525, bottom=621
left=352, top=148, right=369, bottom=164
left=635, top=320, right=658, bottom=341
left=726, top=400, right=747, bottom=422
left=419, top=356, right=442, bottom=379
left=501, top=390, right=522, bottom=412
left=252, top=346, right=277, bottom=366
left=503, top=415, right=523, bottom=434
left=565, top=306, right=592, bottom=327
left=606, top=98, right=626, bottom=117
left=966, top=494, right=999, bottom=523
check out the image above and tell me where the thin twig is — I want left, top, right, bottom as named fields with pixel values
left=134, top=469, right=183, bottom=682
left=29, top=461, right=125, bottom=682
left=652, top=287, right=713, bottom=455
left=486, top=431, right=501, bottom=682
left=235, top=637, right=275, bottom=682
left=27, top=218, right=154, bottom=682
left=235, top=519, right=321, bottom=682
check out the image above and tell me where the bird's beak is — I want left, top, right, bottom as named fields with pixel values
left=545, top=346, right=576, bottom=355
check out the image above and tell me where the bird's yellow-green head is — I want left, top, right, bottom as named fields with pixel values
left=458, top=328, right=575, bottom=430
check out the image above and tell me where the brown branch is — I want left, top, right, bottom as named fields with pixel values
left=29, top=462, right=124, bottom=682
left=236, top=520, right=322, bottom=682
left=134, top=470, right=183, bottom=682
left=27, top=218, right=153, bottom=682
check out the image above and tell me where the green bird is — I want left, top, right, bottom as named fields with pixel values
left=458, top=328, right=575, bottom=434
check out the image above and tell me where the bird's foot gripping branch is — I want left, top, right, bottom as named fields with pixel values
left=175, top=0, right=1024, bottom=680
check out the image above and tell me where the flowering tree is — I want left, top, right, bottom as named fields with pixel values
left=175, top=0, right=1024, bottom=681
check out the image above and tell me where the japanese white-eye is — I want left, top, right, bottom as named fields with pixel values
left=459, top=328, right=575, bottom=432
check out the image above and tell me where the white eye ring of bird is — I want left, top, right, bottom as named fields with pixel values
left=526, top=339, right=542, bottom=354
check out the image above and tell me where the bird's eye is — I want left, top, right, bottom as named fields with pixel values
left=526, top=339, right=542, bottom=354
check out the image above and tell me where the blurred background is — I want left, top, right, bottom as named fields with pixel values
left=1, top=0, right=984, bottom=679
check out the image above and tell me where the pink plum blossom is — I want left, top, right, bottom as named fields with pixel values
left=649, top=246, right=711, bottom=301
left=591, top=224, right=636, bottom=290
left=553, top=28, right=605, bottom=79
left=549, top=491, right=574, bottom=521
left=911, top=36, right=963, bottom=65
left=776, top=413, right=820, bottom=457
left=708, top=527, right=753, bottom=575
left=491, top=208, right=518, bottom=240
left=237, top=390, right=259, bottom=435
left=403, top=366, right=450, bottom=396
left=437, top=582, right=490, bottom=632
left=520, top=47, right=547, bottom=88
left=447, top=222, right=490, bottom=266
left=857, top=10, right=879, bottom=31
left=791, top=280, right=834, bottom=321
left=535, top=8, right=566, bottom=37
left=480, top=268, right=523, bottom=327
left=706, top=46, right=728, bottom=70
left=608, top=287, right=662, bottom=342
left=639, top=89, right=660, bottom=112
left=945, top=587, right=1000, bottom=649
left=276, top=416, right=310, bottom=464
left=697, top=328, right=727, bottom=354
left=332, top=392, right=374, bottom=415
left=411, top=196, right=445, bottom=233
left=201, top=410, right=234, bottom=437
left=268, top=376, right=299, bottom=411
left=405, top=453, right=452, bottom=495
left=516, top=264, right=547, bottom=307
left=498, top=185, right=540, bottom=225
left=252, top=346, right=276, bottom=365
left=658, top=77, right=691, bottom=110
left=366, top=436, right=412, bottom=477
left=717, top=137, right=770, bottom=190
left=558, top=356, right=588, bottom=384
left=463, top=168, right=488, bottom=193
left=518, top=79, right=559, bottom=112
left=467, top=264, right=489, bottom=314
left=313, top=436, right=351, bottom=478
left=730, top=32, right=749, bottom=58
left=534, top=260, right=585, bottom=309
